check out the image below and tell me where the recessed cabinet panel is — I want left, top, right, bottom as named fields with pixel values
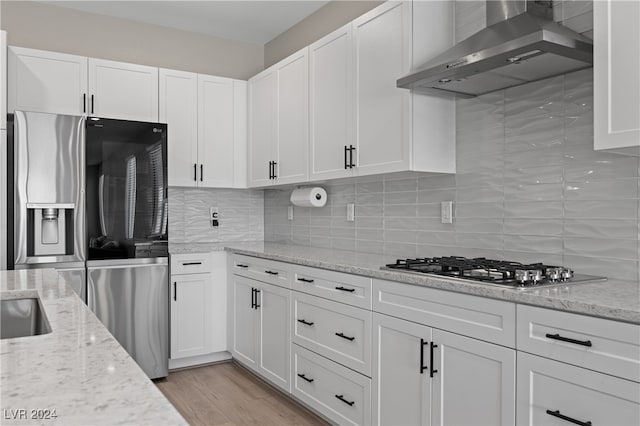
left=231, top=275, right=258, bottom=368
left=257, top=282, right=291, bottom=392
left=354, top=1, right=411, bottom=175
left=8, top=47, right=88, bottom=116
left=248, top=69, right=276, bottom=187
left=198, top=75, right=235, bottom=188
left=88, top=58, right=158, bottom=122
left=170, top=273, right=212, bottom=359
left=159, top=69, right=198, bottom=187
left=309, top=25, right=355, bottom=180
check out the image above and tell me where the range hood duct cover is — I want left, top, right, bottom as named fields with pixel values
left=397, top=0, right=593, bottom=98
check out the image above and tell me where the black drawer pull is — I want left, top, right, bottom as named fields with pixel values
left=335, top=332, right=355, bottom=341
left=264, top=270, right=279, bottom=275
left=545, top=333, right=592, bottom=347
left=546, top=410, right=592, bottom=426
left=297, top=319, right=314, bottom=326
left=182, top=262, right=202, bottom=266
left=335, top=286, right=355, bottom=293
left=254, top=289, right=261, bottom=309
left=420, top=338, right=428, bottom=374
left=236, top=264, right=249, bottom=268
left=335, top=394, right=354, bottom=407
left=298, top=277, right=314, bottom=283
left=430, top=341, right=438, bottom=378
left=297, top=373, right=314, bottom=383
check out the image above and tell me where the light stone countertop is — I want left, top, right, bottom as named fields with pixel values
left=223, top=242, right=640, bottom=324
left=169, top=241, right=235, bottom=254
left=0, top=269, right=187, bottom=426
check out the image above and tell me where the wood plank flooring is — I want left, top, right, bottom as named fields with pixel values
left=156, top=362, right=329, bottom=426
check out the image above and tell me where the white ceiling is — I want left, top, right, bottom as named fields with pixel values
left=44, top=1, right=330, bottom=44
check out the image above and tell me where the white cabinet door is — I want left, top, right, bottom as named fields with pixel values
left=431, top=329, right=515, bottom=426
left=256, top=282, right=291, bottom=392
left=248, top=69, right=276, bottom=187
left=275, top=48, right=309, bottom=185
left=309, top=24, right=355, bottom=180
left=8, top=47, right=87, bottom=116
left=1, top=31, right=6, bottom=129
left=170, top=273, right=212, bottom=359
left=159, top=69, right=198, bottom=187
left=372, top=313, right=432, bottom=426
left=88, top=58, right=158, bottom=122
left=230, top=275, right=258, bottom=369
left=198, top=74, right=235, bottom=188
left=517, top=352, right=640, bottom=426
left=232, top=80, right=248, bottom=188
left=353, top=1, right=411, bottom=176
left=594, top=0, right=640, bottom=155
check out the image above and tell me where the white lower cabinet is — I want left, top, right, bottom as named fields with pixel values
left=516, top=352, right=640, bottom=426
left=170, top=252, right=228, bottom=367
left=292, top=344, right=371, bottom=426
left=230, top=274, right=291, bottom=392
left=372, top=312, right=515, bottom=426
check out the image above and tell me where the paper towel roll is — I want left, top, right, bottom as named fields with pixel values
left=290, top=187, right=327, bottom=208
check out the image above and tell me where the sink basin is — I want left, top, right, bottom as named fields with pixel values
left=1, top=298, right=52, bottom=339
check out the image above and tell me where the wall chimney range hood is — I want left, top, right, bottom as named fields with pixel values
left=397, top=0, right=593, bottom=98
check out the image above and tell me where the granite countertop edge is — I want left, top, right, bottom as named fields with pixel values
left=221, top=244, right=640, bottom=325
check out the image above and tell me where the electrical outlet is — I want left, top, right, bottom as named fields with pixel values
left=287, top=206, right=294, bottom=221
left=347, top=203, right=355, bottom=222
left=210, top=207, right=219, bottom=228
left=441, top=201, right=453, bottom=224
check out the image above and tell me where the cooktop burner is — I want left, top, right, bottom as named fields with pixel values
left=382, top=256, right=606, bottom=289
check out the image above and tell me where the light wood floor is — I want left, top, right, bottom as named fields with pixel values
left=156, top=362, right=329, bottom=426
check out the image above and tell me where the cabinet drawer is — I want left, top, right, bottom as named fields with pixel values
left=372, top=279, right=516, bottom=347
left=231, top=254, right=291, bottom=288
left=292, top=264, right=372, bottom=309
left=517, top=305, right=640, bottom=382
left=516, top=352, right=640, bottom=426
left=171, top=253, right=211, bottom=275
left=292, top=291, right=371, bottom=376
left=292, top=344, right=371, bottom=426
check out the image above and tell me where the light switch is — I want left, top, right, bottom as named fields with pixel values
left=441, top=201, right=453, bottom=224
left=287, top=206, right=294, bottom=221
left=347, top=203, right=355, bottom=222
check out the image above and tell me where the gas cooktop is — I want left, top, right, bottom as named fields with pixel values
left=382, top=256, right=606, bottom=289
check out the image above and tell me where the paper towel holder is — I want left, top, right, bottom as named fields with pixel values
left=290, top=186, right=327, bottom=208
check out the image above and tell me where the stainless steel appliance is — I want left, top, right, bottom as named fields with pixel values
left=85, top=117, right=169, bottom=379
left=383, top=256, right=606, bottom=289
left=397, top=0, right=593, bottom=98
left=87, top=258, right=168, bottom=379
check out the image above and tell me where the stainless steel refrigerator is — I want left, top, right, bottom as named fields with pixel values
left=7, top=111, right=170, bottom=379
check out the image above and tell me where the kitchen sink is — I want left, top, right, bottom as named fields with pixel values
left=1, top=298, right=52, bottom=339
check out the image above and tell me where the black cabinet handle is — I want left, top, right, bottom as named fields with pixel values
left=268, top=161, right=272, bottom=179
left=200, top=164, right=203, bottom=182
left=251, top=288, right=255, bottom=309
left=545, top=333, right=592, bottom=347
left=349, top=145, right=355, bottom=168
left=335, top=286, right=355, bottom=293
left=335, top=332, right=355, bottom=341
left=297, top=373, right=314, bottom=383
left=83, top=93, right=86, bottom=113
left=264, top=270, right=279, bottom=275
left=182, top=262, right=202, bottom=266
left=91, top=94, right=94, bottom=114
left=546, top=410, right=592, bottom=426
left=173, top=282, right=177, bottom=301
left=194, top=163, right=197, bottom=181
left=420, top=338, right=428, bottom=374
left=297, top=277, right=314, bottom=283
left=344, top=146, right=348, bottom=169
left=254, top=289, right=260, bottom=309
left=236, top=264, right=248, bottom=268
left=335, top=394, right=354, bottom=407
left=430, top=341, right=438, bottom=378
left=297, top=319, right=314, bottom=326
left=272, top=161, right=277, bottom=179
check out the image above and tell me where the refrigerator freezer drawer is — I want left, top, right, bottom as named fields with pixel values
left=87, top=259, right=169, bottom=379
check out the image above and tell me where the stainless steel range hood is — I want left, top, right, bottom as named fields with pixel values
left=397, top=0, right=593, bottom=98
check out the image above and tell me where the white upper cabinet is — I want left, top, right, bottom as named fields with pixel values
left=248, top=68, right=276, bottom=187
left=309, top=24, right=355, bottom=181
left=594, top=0, right=640, bottom=155
left=8, top=47, right=88, bottom=116
left=1, top=31, right=6, bottom=129
left=88, top=58, right=158, bottom=122
left=353, top=1, right=411, bottom=176
left=275, top=48, right=309, bottom=185
left=159, top=69, right=199, bottom=188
